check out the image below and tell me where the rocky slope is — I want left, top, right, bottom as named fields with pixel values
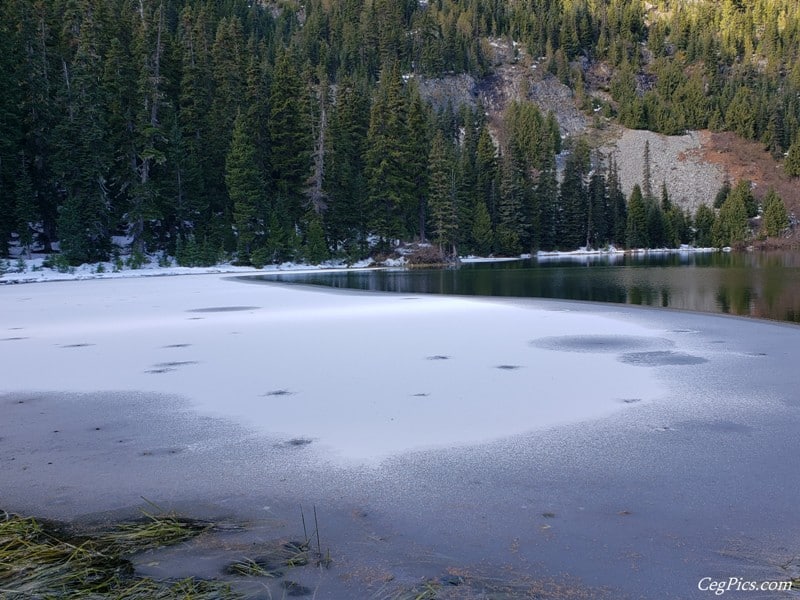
left=417, top=40, right=798, bottom=230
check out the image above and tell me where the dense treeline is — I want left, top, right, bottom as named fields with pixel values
left=0, top=0, right=797, bottom=264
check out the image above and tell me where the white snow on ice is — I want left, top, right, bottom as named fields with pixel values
left=1, top=273, right=669, bottom=462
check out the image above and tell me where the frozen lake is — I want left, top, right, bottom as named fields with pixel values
left=2, top=273, right=799, bottom=598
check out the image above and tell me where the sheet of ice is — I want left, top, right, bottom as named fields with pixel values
left=1, top=274, right=669, bottom=461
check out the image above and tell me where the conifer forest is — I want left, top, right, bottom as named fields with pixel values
left=1, top=0, right=799, bottom=266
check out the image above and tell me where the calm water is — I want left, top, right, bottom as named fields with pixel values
left=249, top=251, right=800, bottom=323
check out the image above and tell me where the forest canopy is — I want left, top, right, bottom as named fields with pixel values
left=1, top=0, right=798, bottom=264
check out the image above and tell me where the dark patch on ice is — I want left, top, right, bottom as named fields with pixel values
left=145, top=368, right=176, bottom=374
left=285, top=438, right=313, bottom=447
left=745, top=352, right=767, bottom=357
left=187, top=317, right=204, bottom=320
left=618, top=351, right=707, bottom=366
left=426, top=355, right=450, bottom=360
left=621, top=398, right=642, bottom=404
left=412, top=393, right=430, bottom=397
left=187, top=306, right=260, bottom=313
left=530, top=335, right=672, bottom=353
left=61, top=343, right=94, bottom=348
left=152, top=361, right=199, bottom=368
left=710, top=340, right=726, bottom=344
left=1, top=336, right=28, bottom=341
left=496, top=364, right=522, bottom=370
left=162, top=343, right=191, bottom=348
left=541, top=512, right=556, bottom=518
left=263, top=389, right=294, bottom=397
left=7, top=327, right=24, bottom=330
left=403, top=297, right=419, bottom=300
left=140, top=447, right=185, bottom=457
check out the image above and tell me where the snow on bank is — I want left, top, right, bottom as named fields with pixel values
left=0, top=254, right=375, bottom=285
left=0, top=273, right=670, bottom=462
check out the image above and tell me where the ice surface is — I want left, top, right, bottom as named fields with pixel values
left=0, top=274, right=669, bottom=461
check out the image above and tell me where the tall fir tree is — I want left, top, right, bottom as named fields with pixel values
left=427, top=131, right=458, bottom=253
left=761, top=188, right=789, bottom=237
left=365, top=64, right=415, bottom=244
left=558, top=139, right=590, bottom=249
left=226, top=111, right=266, bottom=261
left=54, top=1, right=112, bottom=264
left=626, top=184, right=649, bottom=249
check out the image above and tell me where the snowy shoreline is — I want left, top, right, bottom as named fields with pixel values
left=1, top=244, right=721, bottom=285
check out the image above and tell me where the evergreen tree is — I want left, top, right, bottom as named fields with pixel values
left=471, top=199, right=494, bottom=256
left=728, top=180, right=758, bottom=218
left=325, top=76, right=370, bottom=256
left=176, top=4, right=214, bottom=237
left=0, top=2, right=23, bottom=256
left=607, top=156, right=627, bottom=247
left=712, top=190, right=749, bottom=247
left=558, top=139, right=589, bottom=249
left=54, top=2, right=112, bottom=264
left=693, top=204, right=716, bottom=247
left=15, top=153, right=38, bottom=258
left=427, top=131, right=458, bottom=254
left=642, top=139, right=653, bottom=200
left=785, top=138, right=800, bottom=177
left=475, top=125, right=498, bottom=224
left=626, top=184, right=648, bottom=249
left=365, top=64, right=415, bottom=243
left=587, top=163, right=608, bottom=248
left=496, top=152, right=526, bottom=255
left=761, top=188, right=789, bottom=237
left=535, top=163, right=559, bottom=251
left=226, top=111, right=266, bottom=261
left=303, top=217, right=329, bottom=264
left=129, top=0, right=170, bottom=255
left=269, top=46, right=312, bottom=230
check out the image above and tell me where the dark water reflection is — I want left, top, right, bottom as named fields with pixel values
left=247, top=251, right=800, bottom=323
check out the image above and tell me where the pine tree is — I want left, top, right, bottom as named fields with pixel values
left=365, top=64, right=414, bottom=244
left=303, top=217, right=329, bottom=264
left=471, top=199, right=494, bottom=256
left=268, top=46, right=312, bottom=231
left=587, top=164, right=608, bottom=248
left=0, top=1, right=24, bottom=256
left=607, top=156, right=627, bottom=247
left=761, top=188, right=789, bottom=238
left=642, top=139, right=653, bottom=200
left=712, top=191, right=749, bottom=247
left=626, top=184, right=648, bottom=249
left=693, top=204, right=716, bottom=247
left=785, top=138, right=800, bottom=177
left=176, top=4, right=214, bottom=237
left=496, top=153, right=525, bottom=255
left=226, top=111, right=266, bottom=261
left=475, top=125, right=498, bottom=224
left=427, top=131, right=458, bottom=254
left=535, top=164, right=558, bottom=251
left=15, top=153, right=38, bottom=258
left=325, top=75, right=369, bottom=256
left=129, top=0, right=170, bottom=255
left=558, top=139, right=589, bottom=249
left=54, top=2, right=112, bottom=264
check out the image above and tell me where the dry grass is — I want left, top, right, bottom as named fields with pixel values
left=0, top=509, right=239, bottom=599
